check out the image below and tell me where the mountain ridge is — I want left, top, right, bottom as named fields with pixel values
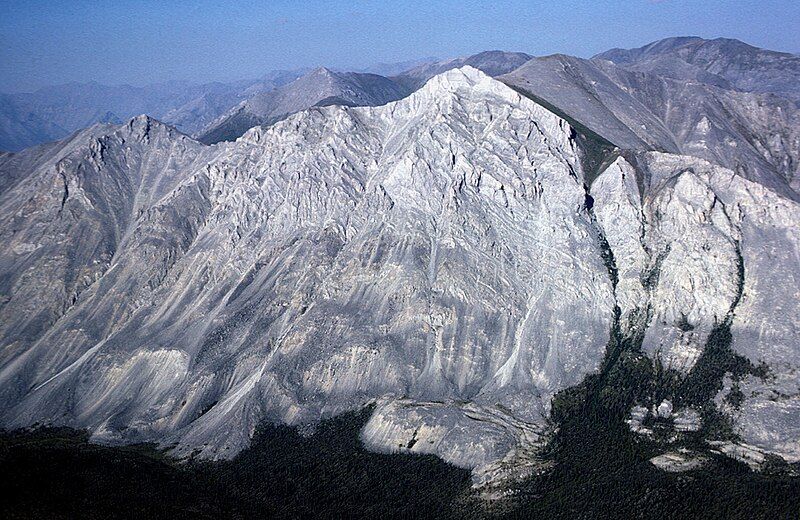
left=196, top=67, right=410, bottom=144
left=595, top=36, right=800, bottom=105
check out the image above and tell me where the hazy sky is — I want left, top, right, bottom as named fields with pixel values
left=1, top=0, right=798, bottom=93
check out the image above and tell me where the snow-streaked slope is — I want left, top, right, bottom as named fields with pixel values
left=197, top=68, right=410, bottom=144
left=0, top=67, right=798, bottom=486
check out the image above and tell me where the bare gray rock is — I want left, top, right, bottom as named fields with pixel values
left=650, top=450, right=706, bottom=472
left=501, top=55, right=800, bottom=197
left=595, top=37, right=800, bottom=105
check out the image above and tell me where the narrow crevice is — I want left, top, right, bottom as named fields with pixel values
left=583, top=187, right=619, bottom=292
left=518, top=180, right=787, bottom=507
left=726, top=240, right=746, bottom=322
left=57, top=169, right=69, bottom=214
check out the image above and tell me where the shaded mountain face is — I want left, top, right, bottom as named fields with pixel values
left=196, top=68, right=410, bottom=144
left=0, top=71, right=304, bottom=152
left=392, top=50, right=533, bottom=91
left=595, top=37, right=800, bottom=105
left=1, top=67, right=798, bottom=490
left=500, top=54, right=681, bottom=153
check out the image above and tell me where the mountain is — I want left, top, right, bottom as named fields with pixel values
left=197, top=51, right=534, bottom=146
left=160, top=70, right=307, bottom=135
left=196, top=68, right=410, bottom=144
left=392, top=50, right=533, bottom=91
left=1, top=67, right=798, bottom=492
left=0, top=48, right=585, bottom=154
left=500, top=54, right=681, bottom=152
left=0, top=94, right=68, bottom=153
left=500, top=54, right=800, bottom=196
left=595, top=36, right=800, bottom=105
left=359, top=57, right=439, bottom=77
left=0, top=72, right=304, bottom=152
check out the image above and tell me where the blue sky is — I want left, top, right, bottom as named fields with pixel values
left=1, top=0, right=798, bottom=92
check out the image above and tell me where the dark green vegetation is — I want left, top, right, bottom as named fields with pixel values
left=505, top=317, right=800, bottom=520
left=499, top=227, right=799, bottom=519
left=3, top=393, right=798, bottom=520
left=509, top=412, right=800, bottom=519
left=0, top=409, right=474, bottom=519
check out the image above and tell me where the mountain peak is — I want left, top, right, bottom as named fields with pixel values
left=308, top=66, right=337, bottom=78
left=121, top=114, right=184, bottom=142
left=438, top=64, right=486, bottom=81
left=126, top=113, right=164, bottom=130
left=593, top=35, right=800, bottom=104
left=420, top=65, right=493, bottom=93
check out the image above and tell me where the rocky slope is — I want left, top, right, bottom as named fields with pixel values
left=595, top=36, right=800, bottom=105
left=0, top=66, right=798, bottom=488
left=501, top=54, right=800, bottom=196
left=197, top=51, right=536, bottom=146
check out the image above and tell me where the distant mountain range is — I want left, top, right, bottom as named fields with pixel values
left=0, top=72, right=305, bottom=152
left=0, top=58, right=445, bottom=152
left=391, top=50, right=534, bottom=91
left=4, top=38, right=799, bottom=154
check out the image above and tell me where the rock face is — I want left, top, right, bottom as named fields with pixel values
left=0, top=68, right=615, bottom=474
left=0, top=65, right=798, bottom=485
left=196, top=68, right=410, bottom=144
left=592, top=151, right=800, bottom=465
